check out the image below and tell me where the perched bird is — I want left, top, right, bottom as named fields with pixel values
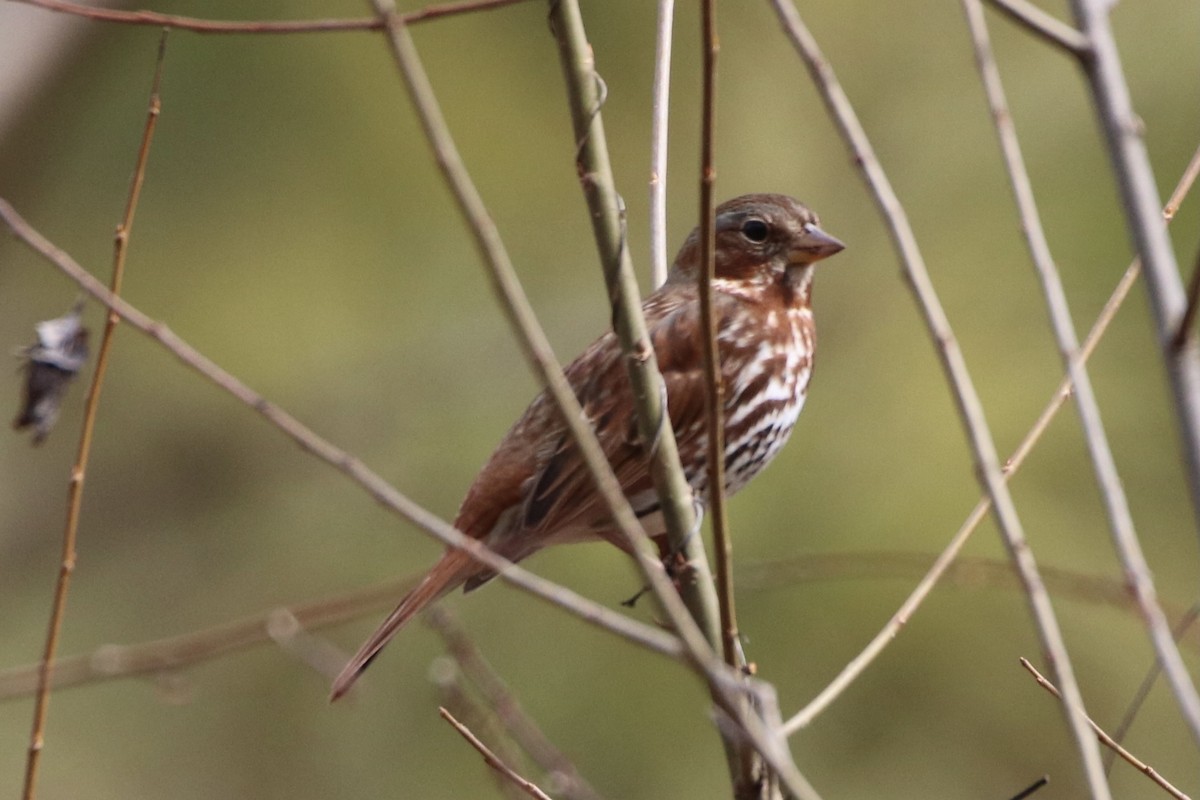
left=331, top=194, right=843, bottom=699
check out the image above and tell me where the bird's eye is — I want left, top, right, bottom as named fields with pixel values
left=741, top=219, right=769, bottom=243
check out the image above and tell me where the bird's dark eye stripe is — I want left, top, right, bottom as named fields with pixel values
left=741, top=219, right=769, bottom=242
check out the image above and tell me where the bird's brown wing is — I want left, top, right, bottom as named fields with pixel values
left=516, top=286, right=712, bottom=545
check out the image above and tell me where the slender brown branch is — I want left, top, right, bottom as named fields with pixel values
left=10, top=0, right=529, bottom=34
left=983, top=0, right=1089, bottom=55
left=439, top=707, right=555, bottom=800
left=697, top=0, right=737, bottom=672
left=21, top=34, right=167, bottom=800
left=426, top=608, right=605, bottom=800
left=695, top=4, right=761, bottom=796
left=963, top=0, right=1200, bottom=746
left=1020, top=659, right=1193, bottom=800
left=783, top=141, right=1200, bottom=736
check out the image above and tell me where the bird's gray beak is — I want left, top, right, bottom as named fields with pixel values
left=790, top=223, right=845, bottom=263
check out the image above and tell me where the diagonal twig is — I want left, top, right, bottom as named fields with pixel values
left=983, top=0, right=1089, bottom=55
left=439, top=707, right=555, bottom=800
left=767, top=3, right=1112, bottom=795
left=426, top=607, right=605, bottom=800
left=21, top=33, right=168, bottom=800
left=1020, top=658, right=1193, bottom=800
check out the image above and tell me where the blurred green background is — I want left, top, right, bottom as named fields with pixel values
left=2, top=1, right=1198, bottom=797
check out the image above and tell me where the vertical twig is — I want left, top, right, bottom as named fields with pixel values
left=649, top=0, right=675, bottom=289
left=1068, top=0, right=1200, bottom=543
left=544, top=0, right=725, bottom=654
left=766, top=3, right=1112, bottom=796
left=695, top=6, right=764, bottom=796
left=697, top=0, right=737, bottom=673
left=21, top=31, right=168, bottom=800
left=963, top=0, right=1200, bottom=748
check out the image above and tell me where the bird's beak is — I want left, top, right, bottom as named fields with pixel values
left=790, top=223, right=845, bottom=263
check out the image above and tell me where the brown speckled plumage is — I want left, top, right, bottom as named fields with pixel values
left=332, top=194, right=843, bottom=699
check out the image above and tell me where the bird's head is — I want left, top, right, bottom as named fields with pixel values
left=669, top=193, right=844, bottom=290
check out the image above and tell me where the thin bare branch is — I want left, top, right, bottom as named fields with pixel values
left=649, top=0, right=675, bottom=289
left=767, top=4, right=1111, bottom=794
left=983, top=0, right=1089, bottom=55
left=697, top=0, right=738, bottom=672
left=430, top=660, right=531, bottom=800
left=21, top=34, right=167, bottom=800
left=439, top=707, right=555, bottom=800
left=426, top=608, right=605, bottom=800
left=0, top=197, right=687, bottom=664
left=1105, top=604, right=1200, bottom=772
left=1068, top=0, right=1200, bottom=549
left=10, top=0, right=528, bottom=34
left=1020, top=659, right=1193, bottom=800
left=5, top=548, right=1196, bottom=704
left=0, top=575, right=413, bottom=700
left=963, top=0, right=1200, bottom=748
left=1009, top=776, right=1050, bottom=800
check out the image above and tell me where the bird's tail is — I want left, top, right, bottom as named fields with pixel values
left=329, top=549, right=473, bottom=701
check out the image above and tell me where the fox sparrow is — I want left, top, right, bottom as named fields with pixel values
left=332, top=193, right=843, bottom=698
